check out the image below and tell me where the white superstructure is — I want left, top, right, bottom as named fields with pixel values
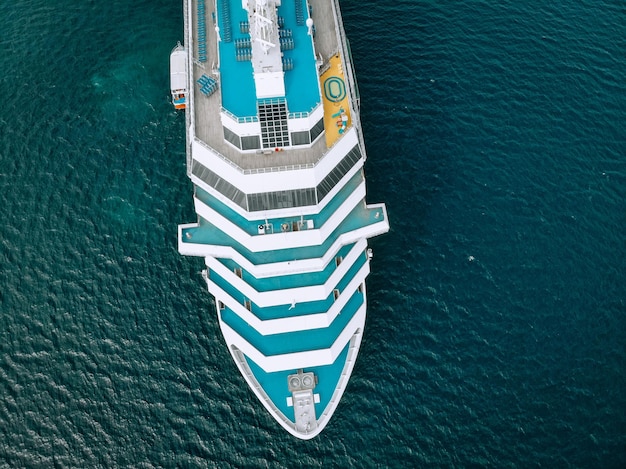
left=177, top=0, right=388, bottom=439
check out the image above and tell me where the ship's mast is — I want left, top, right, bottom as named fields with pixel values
left=242, top=0, right=285, bottom=98
left=251, top=0, right=277, bottom=53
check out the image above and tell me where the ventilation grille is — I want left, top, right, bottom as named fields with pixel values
left=258, top=100, right=289, bottom=148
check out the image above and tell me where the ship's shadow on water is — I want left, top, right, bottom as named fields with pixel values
left=0, top=0, right=625, bottom=467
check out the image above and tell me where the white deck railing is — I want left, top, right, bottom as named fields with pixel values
left=329, top=0, right=367, bottom=159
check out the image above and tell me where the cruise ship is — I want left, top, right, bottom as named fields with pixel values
left=174, top=0, right=389, bottom=439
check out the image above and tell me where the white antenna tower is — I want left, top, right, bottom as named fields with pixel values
left=252, top=0, right=277, bottom=54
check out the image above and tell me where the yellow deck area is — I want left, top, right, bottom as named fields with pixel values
left=320, top=54, right=352, bottom=148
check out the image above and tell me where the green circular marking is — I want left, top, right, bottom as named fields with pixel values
left=324, top=77, right=346, bottom=102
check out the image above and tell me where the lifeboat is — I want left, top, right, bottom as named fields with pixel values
left=170, top=42, right=187, bottom=110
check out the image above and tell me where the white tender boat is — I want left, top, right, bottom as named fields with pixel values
left=169, top=42, right=187, bottom=110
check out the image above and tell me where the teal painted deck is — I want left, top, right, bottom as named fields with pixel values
left=219, top=289, right=363, bottom=356
left=193, top=170, right=365, bottom=238
left=217, top=0, right=320, bottom=118
left=243, top=341, right=351, bottom=425
left=209, top=250, right=368, bottom=321
left=181, top=200, right=385, bottom=266
left=219, top=243, right=355, bottom=292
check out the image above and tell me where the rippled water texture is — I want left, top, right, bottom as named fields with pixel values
left=1, top=0, right=625, bottom=467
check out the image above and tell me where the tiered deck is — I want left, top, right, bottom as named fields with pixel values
left=188, top=0, right=354, bottom=171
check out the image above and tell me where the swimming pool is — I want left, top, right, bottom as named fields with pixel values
left=218, top=0, right=320, bottom=118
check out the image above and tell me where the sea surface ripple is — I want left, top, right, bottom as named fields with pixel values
left=0, top=0, right=624, bottom=467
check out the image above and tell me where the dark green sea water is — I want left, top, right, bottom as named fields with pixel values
left=1, top=0, right=625, bottom=467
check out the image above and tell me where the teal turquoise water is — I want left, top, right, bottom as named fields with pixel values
left=1, top=0, right=625, bottom=467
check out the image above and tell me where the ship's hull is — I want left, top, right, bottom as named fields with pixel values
left=177, top=0, right=388, bottom=439
left=216, top=287, right=366, bottom=439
